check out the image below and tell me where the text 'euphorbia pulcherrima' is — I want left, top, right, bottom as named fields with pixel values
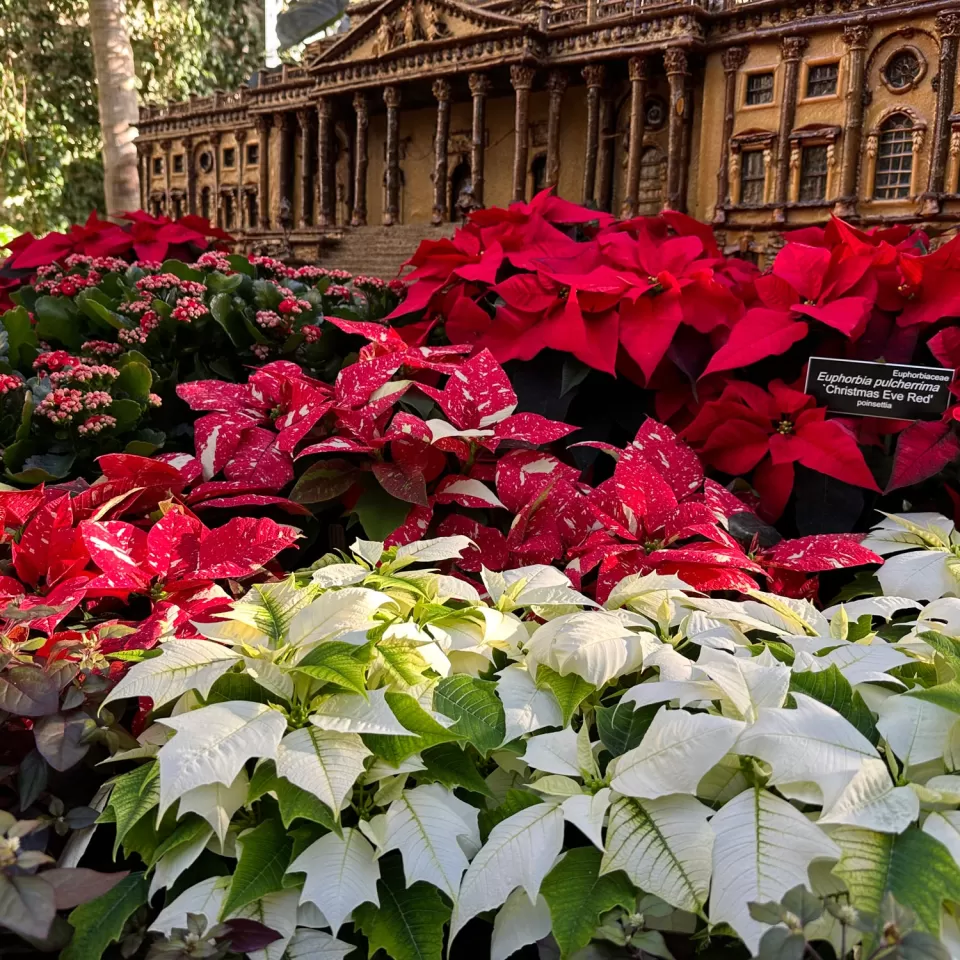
left=683, top=380, right=880, bottom=521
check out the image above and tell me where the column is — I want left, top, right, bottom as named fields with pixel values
left=317, top=98, right=335, bottom=228
left=432, top=79, right=452, bottom=225
left=183, top=137, right=197, bottom=216
left=586, top=0, right=598, bottom=22
left=383, top=85, right=401, bottom=226
left=276, top=112, right=293, bottom=229
left=596, top=92, right=616, bottom=211
left=161, top=140, right=172, bottom=214
left=622, top=56, right=648, bottom=218
left=536, top=0, right=550, bottom=31
left=297, top=108, right=313, bottom=230
left=664, top=48, right=690, bottom=212
left=772, top=37, right=808, bottom=220
left=210, top=132, right=222, bottom=227
left=256, top=114, right=271, bottom=230
left=545, top=71, right=567, bottom=192
left=352, top=93, right=369, bottom=227
left=236, top=129, right=248, bottom=231
left=510, top=65, right=535, bottom=203
left=581, top=65, right=605, bottom=205
left=715, top=46, right=747, bottom=222
left=469, top=73, right=491, bottom=207
left=923, top=12, right=960, bottom=214
left=834, top=24, right=871, bottom=218
left=137, top=144, right=148, bottom=211
left=949, top=128, right=960, bottom=196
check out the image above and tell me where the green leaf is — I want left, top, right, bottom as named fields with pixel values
left=9, top=452, right=76, bottom=484
left=541, top=847, right=636, bottom=959
left=363, top=692, right=460, bottom=765
left=76, top=293, right=128, bottom=332
left=596, top=701, right=657, bottom=757
left=354, top=855, right=451, bottom=960
left=113, top=361, right=152, bottom=403
left=34, top=295, right=82, bottom=350
left=291, top=459, right=359, bottom=505
left=419, top=743, right=493, bottom=798
left=537, top=665, right=595, bottom=727
left=908, top=680, right=960, bottom=714
left=478, top=789, right=542, bottom=843
left=147, top=815, right=211, bottom=868
left=832, top=827, right=960, bottom=950
left=2, top=306, right=38, bottom=367
left=160, top=259, right=205, bottom=283
left=220, top=816, right=293, bottom=918
left=209, top=292, right=251, bottom=347
left=102, top=763, right=159, bottom=858
left=790, top=665, right=879, bottom=745
left=274, top=777, right=340, bottom=834
left=294, top=641, right=369, bottom=696
left=434, top=675, right=505, bottom=755
left=227, top=254, right=255, bottom=277
left=61, top=872, right=148, bottom=960
left=354, top=481, right=412, bottom=542
left=107, top=399, right=143, bottom=433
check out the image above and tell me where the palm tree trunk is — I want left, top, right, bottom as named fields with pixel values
left=88, top=0, right=140, bottom=217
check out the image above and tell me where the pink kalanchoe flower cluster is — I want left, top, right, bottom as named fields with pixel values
left=64, top=254, right=94, bottom=269
left=91, top=256, right=129, bottom=273
left=51, top=363, right=119, bottom=386
left=171, top=297, right=209, bottom=323
left=34, top=350, right=78, bottom=373
left=147, top=393, right=162, bottom=408
left=325, top=284, right=352, bottom=300
left=118, top=299, right=155, bottom=316
left=251, top=344, right=273, bottom=360
left=388, top=278, right=407, bottom=298
left=327, top=268, right=352, bottom=282
left=195, top=252, right=233, bottom=272
left=119, top=327, right=149, bottom=346
left=82, top=340, right=124, bottom=357
left=36, top=264, right=62, bottom=279
left=83, top=391, right=113, bottom=411
left=37, top=388, right=85, bottom=423
left=136, top=261, right=164, bottom=272
left=277, top=297, right=309, bottom=316
left=249, top=255, right=293, bottom=277
left=139, top=311, right=160, bottom=334
left=0, top=373, right=23, bottom=394
left=255, top=310, right=284, bottom=330
left=294, top=265, right=328, bottom=280
left=354, top=275, right=387, bottom=291
left=53, top=274, right=101, bottom=297
left=78, top=414, right=117, bottom=436
left=135, top=274, right=206, bottom=298
left=301, top=324, right=323, bottom=343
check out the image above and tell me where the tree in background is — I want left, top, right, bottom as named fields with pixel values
left=88, top=0, right=140, bottom=217
left=0, top=0, right=262, bottom=238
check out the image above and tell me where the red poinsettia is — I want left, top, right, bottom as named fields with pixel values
left=683, top=380, right=879, bottom=521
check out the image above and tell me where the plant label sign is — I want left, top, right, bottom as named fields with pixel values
left=805, top=357, right=954, bottom=421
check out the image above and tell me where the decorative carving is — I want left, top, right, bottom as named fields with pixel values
left=469, top=73, right=491, bottom=98
left=370, top=1, right=448, bottom=57
left=789, top=147, right=800, bottom=171
left=433, top=78, right=452, bottom=102
left=663, top=48, right=688, bottom=76
left=866, top=134, right=878, bottom=159
left=384, top=86, right=401, bottom=110
left=721, top=46, right=748, bottom=73
left=510, top=64, right=536, bottom=91
left=628, top=56, right=648, bottom=83
left=781, top=36, right=809, bottom=61
left=841, top=24, right=870, bottom=49
left=582, top=65, right=606, bottom=89
left=547, top=70, right=568, bottom=96
left=951, top=131, right=960, bottom=158
left=912, top=128, right=925, bottom=152
left=936, top=12, right=960, bottom=39
left=372, top=16, right=393, bottom=57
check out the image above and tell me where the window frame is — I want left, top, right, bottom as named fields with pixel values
left=739, top=149, right=768, bottom=206
left=798, top=144, right=830, bottom=202
left=801, top=59, right=841, bottom=102
left=879, top=46, right=927, bottom=95
left=245, top=142, right=260, bottom=167
left=742, top=69, right=777, bottom=109
left=872, top=114, right=915, bottom=201
left=222, top=147, right=237, bottom=169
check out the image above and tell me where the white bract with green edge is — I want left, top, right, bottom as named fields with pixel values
left=74, top=529, right=960, bottom=960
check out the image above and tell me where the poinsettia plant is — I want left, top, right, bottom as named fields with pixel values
left=58, top=534, right=959, bottom=960
left=393, top=194, right=960, bottom=536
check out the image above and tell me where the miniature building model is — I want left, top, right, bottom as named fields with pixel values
left=135, top=0, right=960, bottom=265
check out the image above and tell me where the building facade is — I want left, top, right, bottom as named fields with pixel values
left=135, top=0, right=960, bottom=266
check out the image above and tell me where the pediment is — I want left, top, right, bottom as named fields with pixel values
left=307, top=0, right=528, bottom=68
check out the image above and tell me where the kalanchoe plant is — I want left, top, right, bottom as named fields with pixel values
left=55, top=532, right=959, bottom=960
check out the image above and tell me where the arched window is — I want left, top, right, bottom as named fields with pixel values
left=874, top=114, right=913, bottom=199
left=200, top=187, right=211, bottom=221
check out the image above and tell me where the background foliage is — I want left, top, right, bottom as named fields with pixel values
left=0, top=0, right=262, bottom=236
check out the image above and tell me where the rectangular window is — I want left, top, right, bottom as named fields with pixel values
left=806, top=62, right=839, bottom=98
left=739, top=150, right=767, bottom=205
left=745, top=72, right=775, bottom=105
left=874, top=124, right=914, bottom=199
left=799, top=145, right=829, bottom=201
left=173, top=154, right=184, bottom=173
left=152, top=157, right=163, bottom=175
left=246, top=143, right=259, bottom=166
left=223, top=147, right=236, bottom=168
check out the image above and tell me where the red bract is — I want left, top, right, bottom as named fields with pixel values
left=683, top=380, right=879, bottom=521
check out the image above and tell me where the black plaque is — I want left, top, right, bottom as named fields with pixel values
left=805, top=357, right=954, bottom=421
